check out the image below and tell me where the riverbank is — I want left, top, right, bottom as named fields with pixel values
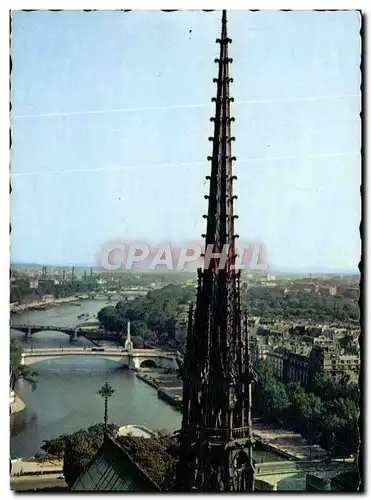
left=10, top=391, right=26, bottom=415
left=11, top=296, right=80, bottom=313
left=252, top=422, right=327, bottom=461
left=136, top=369, right=182, bottom=410
left=11, top=473, right=68, bottom=492
left=11, top=301, right=55, bottom=313
left=11, top=458, right=63, bottom=477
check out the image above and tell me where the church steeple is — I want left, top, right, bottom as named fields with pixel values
left=175, top=10, right=254, bottom=492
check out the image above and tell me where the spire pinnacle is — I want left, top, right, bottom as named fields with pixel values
left=204, top=9, right=236, bottom=270
left=127, top=320, right=131, bottom=341
left=124, top=320, right=133, bottom=351
left=221, top=9, right=227, bottom=37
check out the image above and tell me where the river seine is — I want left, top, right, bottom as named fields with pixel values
left=10, top=300, right=181, bottom=459
left=10, top=299, right=304, bottom=490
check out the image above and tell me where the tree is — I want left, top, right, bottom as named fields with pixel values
left=38, top=423, right=119, bottom=479
left=131, top=320, right=151, bottom=338
left=311, top=374, right=359, bottom=403
left=98, top=382, right=115, bottom=430
left=324, top=398, right=359, bottom=457
left=117, top=433, right=177, bottom=490
left=253, top=358, right=358, bottom=458
left=10, top=340, right=38, bottom=391
left=115, top=299, right=128, bottom=316
left=63, top=424, right=117, bottom=487
left=287, top=384, right=324, bottom=440
left=261, top=378, right=290, bottom=423
left=98, top=284, right=196, bottom=345
left=98, top=306, right=123, bottom=334
left=40, top=435, right=68, bottom=459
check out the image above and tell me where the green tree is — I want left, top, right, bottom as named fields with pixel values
left=62, top=423, right=118, bottom=487
left=98, top=382, right=115, bottom=430
left=117, top=432, right=176, bottom=490
left=98, top=306, right=124, bottom=334
left=63, top=432, right=98, bottom=487
left=287, top=384, right=324, bottom=440
left=40, top=435, right=68, bottom=459
left=261, top=378, right=290, bottom=422
left=10, top=340, right=38, bottom=391
left=115, top=299, right=129, bottom=316
left=131, top=320, right=151, bottom=338
left=254, top=358, right=358, bottom=458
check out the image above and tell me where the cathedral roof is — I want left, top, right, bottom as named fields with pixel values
left=71, top=433, right=161, bottom=492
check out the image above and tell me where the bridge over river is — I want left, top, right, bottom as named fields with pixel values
left=21, top=346, right=180, bottom=371
left=78, top=288, right=150, bottom=300
left=11, top=324, right=121, bottom=343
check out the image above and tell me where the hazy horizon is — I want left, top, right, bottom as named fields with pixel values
left=10, top=260, right=361, bottom=276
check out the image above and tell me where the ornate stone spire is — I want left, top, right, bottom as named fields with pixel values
left=175, top=10, right=254, bottom=492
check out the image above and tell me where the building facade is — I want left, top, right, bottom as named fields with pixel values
left=266, top=348, right=310, bottom=386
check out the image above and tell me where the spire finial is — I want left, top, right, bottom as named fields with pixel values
left=124, top=320, right=133, bottom=351
left=221, top=10, right=227, bottom=40
left=127, top=320, right=131, bottom=341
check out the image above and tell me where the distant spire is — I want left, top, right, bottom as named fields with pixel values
left=124, top=320, right=133, bottom=351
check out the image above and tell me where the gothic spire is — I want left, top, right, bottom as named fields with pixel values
left=205, top=9, right=237, bottom=269
left=175, top=10, right=254, bottom=492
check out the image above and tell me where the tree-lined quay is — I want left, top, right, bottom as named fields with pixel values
left=253, top=359, right=359, bottom=459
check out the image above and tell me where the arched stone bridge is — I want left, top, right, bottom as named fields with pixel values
left=20, top=347, right=180, bottom=371
left=10, top=324, right=119, bottom=342
left=254, top=459, right=357, bottom=491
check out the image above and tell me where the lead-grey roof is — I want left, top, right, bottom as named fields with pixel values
left=72, top=433, right=161, bottom=492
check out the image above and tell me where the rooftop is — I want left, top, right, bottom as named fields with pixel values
left=72, top=433, right=161, bottom=492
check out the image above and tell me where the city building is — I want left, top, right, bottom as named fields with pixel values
left=266, top=348, right=310, bottom=386
left=291, top=283, right=316, bottom=294
left=257, top=332, right=359, bottom=386
left=309, top=345, right=359, bottom=383
left=250, top=336, right=272, bottom=364
left=303, top=335, right=338, bottom=349
left=30, top=279, right=38, bottom=289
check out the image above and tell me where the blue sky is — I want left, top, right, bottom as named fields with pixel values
left=10, top=10, right=361, bottom=272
